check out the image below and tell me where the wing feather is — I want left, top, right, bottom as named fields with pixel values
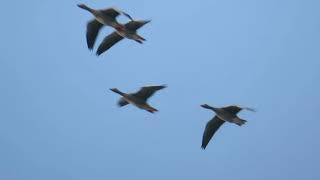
left=201, top=116, right=225, bottom=149
left=125, top=20, right=151, bottom=31
left=96, top=32, right=124, bottom=56
left=86, top=19, right=103, bottom=49
left=133, top=85, right=166, bottom=101
left=100, top=8, right=121, bottom=18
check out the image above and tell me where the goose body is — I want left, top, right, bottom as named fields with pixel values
left=96, top=20, right=151, bottom=56
left=200, top=104, right=255, bottom=149
left=110, top=85, right=166, bottom=113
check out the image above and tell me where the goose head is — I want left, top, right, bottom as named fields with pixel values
left=201, top=104, right=218, bottom=111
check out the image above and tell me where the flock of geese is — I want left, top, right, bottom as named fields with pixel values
left=78, top=4, right=255, bottom=150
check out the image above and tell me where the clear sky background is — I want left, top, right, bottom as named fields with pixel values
left=1, top=0, right=320, bottom=179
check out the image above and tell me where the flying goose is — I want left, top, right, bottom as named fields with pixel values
left=77, top=4, right=133, bottom=49
left=200, top=104, right=255, bottom=149
left=96, top=20, right=151, bottom=56
left=110, top=85, right=166, bottom=113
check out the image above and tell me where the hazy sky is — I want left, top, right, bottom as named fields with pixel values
left=1, top=0, right=320, bottom=179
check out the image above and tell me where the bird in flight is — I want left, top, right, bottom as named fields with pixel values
left=77, top=4, right=133, bottom=50
left=110, top=85, right=166, bottom=113
left=200, top=104, right=255, bottom=149
left=96, top=19, right=151, bottom=56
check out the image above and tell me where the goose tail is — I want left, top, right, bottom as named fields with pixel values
left=233, top=117, right=247, bottom=126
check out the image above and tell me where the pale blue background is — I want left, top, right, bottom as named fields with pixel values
left=1, top=0, right=320, bottom=179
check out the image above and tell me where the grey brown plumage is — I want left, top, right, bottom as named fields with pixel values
left=96, top=20, right=151, bottom=56
left=96, top=32, right=123, bottom=56
left=86, top=20, right=104, bottom=49
left=77, top=4, right=133, bottom=50
left=132, top=85, right=166, bottom=101
left=200, top=104, right=255, bottom=149
left=110, top=85, right=166, bottom=113
left=201, top=116, right=225, bottom=149
left=96, top=32, right=124, bottom=55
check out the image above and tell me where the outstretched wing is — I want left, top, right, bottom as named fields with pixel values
left=100, top=8, right=121, bottom=19
left=222, top=105, right=243, bottom=114
left=242, top=107, right=256, bottom=112
left=96, top=32, right=124, bottom=56
left=86, top=19, right=103, bottom=49
left=101, top=8, right=133, bottom=20
left=121, top=11, right=133, bottom=21
left=223, top=105, right=256, bottom=114
left=201, top=116, right=225, bottom=149
left=125, top=20, right=151, bottom=31
left=133, top=85, right=166, bottom=101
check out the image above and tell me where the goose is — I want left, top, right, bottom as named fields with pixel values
left=77, top=4, right=133, bottom=49
left=96, top=20, right=151, bottom=56
left=200, top=104, right=255, bottom=149
left=110, top=85, right=166, bottom=113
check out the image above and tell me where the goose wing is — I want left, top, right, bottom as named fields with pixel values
left=118, top=98, right=129, bottom=107
left=96, top=32, right=124, bottom=56
left=100, top=8, right=121, bottom=19
left=133, top=85, right=166, bottom=101
left=121, top=11, right=133, bottom=21
left=201, top=116, right=225, bottom=149
left=222, top=105, right=243, bottom=114
left=101, top=8, right=133, bottom=20
left=223, top=105, right=256, bottom=114
left=125, top=20, right=151, bottom=31
left=86, top=19, right=103, bottom=49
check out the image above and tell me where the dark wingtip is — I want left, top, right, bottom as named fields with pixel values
left=157, top=85, right=167, bottom=90
left=122, top=12, right=134, bottom=21
left=245, top=107, right=256, bottom=112
left=86, top=41, right=94, bottom=50
left=161, top=84, right=167, bottom=89
left=201, top=145, right=206, bottom=150
left=135, top=40, right=143, bottom=44
left=96, top=50, right=102, bottom=56
left=147, top=108, right=158, bottom=114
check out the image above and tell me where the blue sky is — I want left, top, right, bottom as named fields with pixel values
left=1, top=0, right=320, bottom=179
